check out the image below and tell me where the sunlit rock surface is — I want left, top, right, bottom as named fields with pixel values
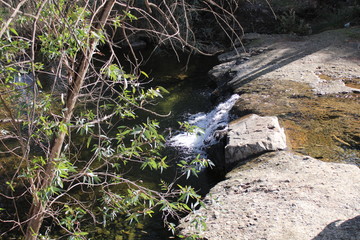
left=179, top=27, right=360, bottom=240
left=225, top=114, right=287, bottom=166
left=179, top=151, right=360, bottom=240
left=211, top=28, right=360, bottom=163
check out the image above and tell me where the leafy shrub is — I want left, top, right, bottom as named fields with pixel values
left=278, top=9, right=312, bottom=35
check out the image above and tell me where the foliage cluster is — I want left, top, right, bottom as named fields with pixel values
left=311, top=4, right=360, bottom=32
left=0, top=0, right=237, bottom=239
left=111, top=0, right=244, bottom=55
left=277, top=9, right=312, bottom=35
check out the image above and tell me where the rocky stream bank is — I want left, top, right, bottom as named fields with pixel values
left=179, top=27, right=360, bottom=239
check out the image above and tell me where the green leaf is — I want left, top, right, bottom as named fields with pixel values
left=86, top=136, right=92, bottom=148
left=123, top=11, right=138, bottom=21
left=156, top=86, right=169, bottom=94
left=6, top=181, right=15, bottom=192
left=58, top=122, right=68, bottom=134
left=36, top=78, right=43, bottom=88
left=9, top=27, right=18, bottom=36
left=140, top=71, right=149, bottom=78
left=126, top=213, right=140, bottom=224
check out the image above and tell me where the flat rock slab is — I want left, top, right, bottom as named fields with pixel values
left=179, top=151, right=360, bottom=240
left=225, top=114, right=287, bottom=165
left=209, top=28, right=360, bottom=95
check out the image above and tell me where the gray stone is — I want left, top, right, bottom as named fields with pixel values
left=178, top=27, right=360, bottom=240
left=225, top=114, right=287, bottom=165
left=215, top=29, right=360, bottom=95
left=179, top=151, right=360, bottom=240
left=217, top=48, right=248, bottom=63
left=208, top=60, right=236, bottom=83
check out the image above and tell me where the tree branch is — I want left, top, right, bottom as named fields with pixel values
left=0, top=0, right=30, bottom=39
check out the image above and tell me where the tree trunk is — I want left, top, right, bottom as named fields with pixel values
left=25, top=1, right=116, bottom=239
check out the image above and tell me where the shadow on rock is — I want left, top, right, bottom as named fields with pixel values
left=312, top=215, right=360, bottom=240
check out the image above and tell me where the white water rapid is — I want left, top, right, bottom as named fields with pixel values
left=168, top=94, right=239, bottom=159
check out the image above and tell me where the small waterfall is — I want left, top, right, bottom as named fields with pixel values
left=13, top=73, right=35, bottom=104
left=168, top=94, right=239, bottom=159
left=13, top=73, right=34, bottom=90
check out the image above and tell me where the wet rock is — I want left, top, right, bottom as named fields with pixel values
left=206, top=138, right=227, bottom=177
left=179, top=151, right=360, bottom=240
left=217, top=49, right=248, bottom=63
left=217, top=47, right=271, bottom=63
left=225, top=114, right=287, bottom=166
left=206, top=127, right=229, bottom=176
left=208, top=61, right=236, bottom=84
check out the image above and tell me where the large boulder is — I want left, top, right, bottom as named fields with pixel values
left=225, top=114, right=287, bottom=167
left=179, top=151, right=360, bottom=240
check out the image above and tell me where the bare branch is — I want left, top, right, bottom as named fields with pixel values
left=0, top=0, right=30, bottom=39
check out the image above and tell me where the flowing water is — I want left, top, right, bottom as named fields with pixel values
left=168, top=94, right=239, bottom=160
left=92, top=52, right=239, bottom=239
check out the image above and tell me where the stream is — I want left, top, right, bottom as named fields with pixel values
left=95, top=51, right=236, bottom=239
left=0, top=50, right=237, bottom=239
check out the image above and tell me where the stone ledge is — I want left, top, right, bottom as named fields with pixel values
left=179, top=151, right=360, bottom=240
left=225, top=114, right=287, bottom=166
